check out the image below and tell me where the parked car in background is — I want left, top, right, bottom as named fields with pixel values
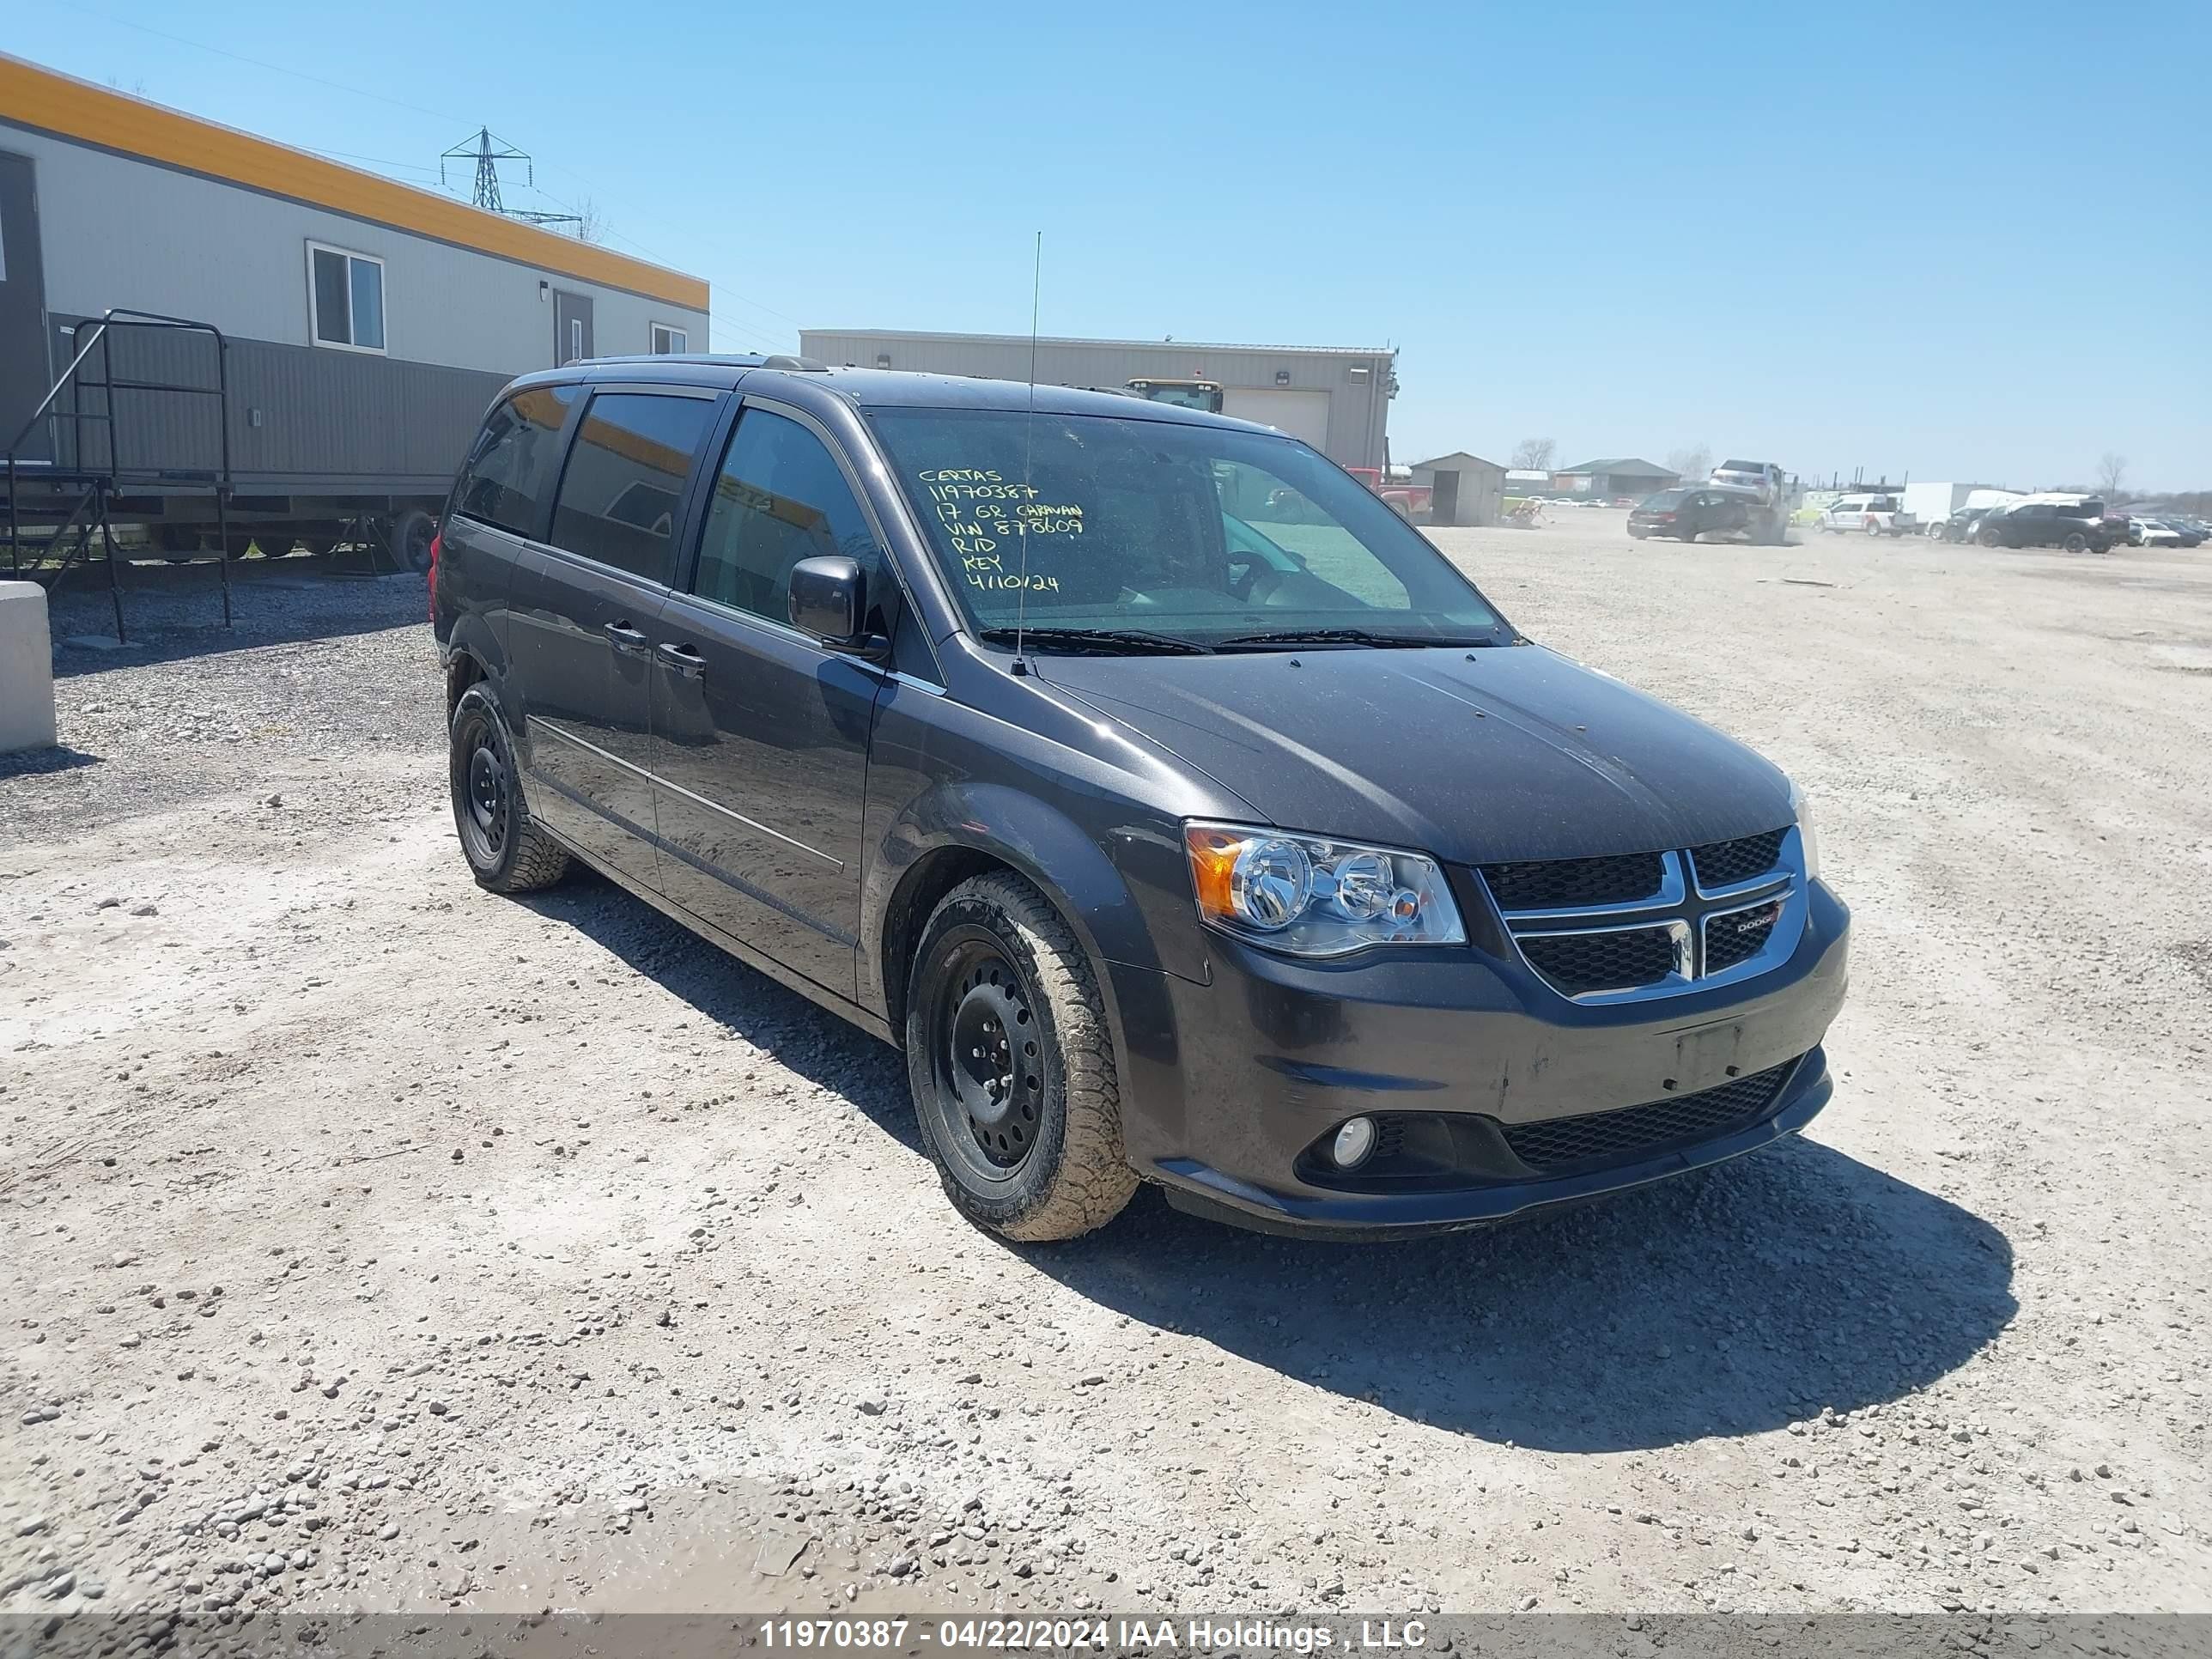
left=1932, top=505, right=2002, bottom=544
left=2166, top=517, right=2211, bottom=546
left=2128, top=517, right=2185, bottom=548
left=1818, top=494, right=1904, bottom=535
left=1976, top=496, right=2116, bottom=552
left=1627, top=488, right=1752, bottom=542
left=432, top=358, right=1848, bottom=1241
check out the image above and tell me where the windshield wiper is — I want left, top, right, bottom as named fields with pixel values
left=1212, top=628, right=1499, bottom=650
left=976, top=625, right=1212, bottom=656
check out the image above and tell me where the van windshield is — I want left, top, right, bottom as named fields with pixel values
left=866, top=407, right=1509, bottom=648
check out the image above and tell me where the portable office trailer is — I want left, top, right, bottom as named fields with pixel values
left=799, top=329, right=1397, bottom=471
left=0, top=55, right=708, bottom=568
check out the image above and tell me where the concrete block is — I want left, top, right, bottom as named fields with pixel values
left=1, top=580, right=59, bottom=755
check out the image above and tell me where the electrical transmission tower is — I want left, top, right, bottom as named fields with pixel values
left=440, top=128, right=581, bottom=230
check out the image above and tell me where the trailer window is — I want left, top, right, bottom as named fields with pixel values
left=308, top=244, right=386, bottom=352
left=453, top=385, right=578, bottom=539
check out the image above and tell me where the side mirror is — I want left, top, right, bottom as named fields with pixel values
left=787, top=556, right=888, bottom=659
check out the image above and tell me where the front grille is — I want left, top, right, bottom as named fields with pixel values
left=1519, top=926, right=1677, bottom=996
left=1480, top=851, right=1664, bottom=910
left=1502, top=1061, right=1796, bottom=1172
left=1690, top=829, right=1786, bottom=890
left=1705, top=901, right=1782, bottom=972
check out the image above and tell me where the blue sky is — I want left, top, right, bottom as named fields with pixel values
left=14, top=0, right=2209, bottom=489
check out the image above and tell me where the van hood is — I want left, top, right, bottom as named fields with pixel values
left=1035, top=644, right=1795, bottom=866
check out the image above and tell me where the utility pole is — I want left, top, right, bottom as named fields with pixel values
left=440, top=128, right=580, bottom=230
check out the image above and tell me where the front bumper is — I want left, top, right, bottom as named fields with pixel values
left=1109, top=880, right=1850, bottom=1239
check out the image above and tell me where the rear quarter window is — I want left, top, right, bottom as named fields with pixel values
left=453, top=385, right=578, bottom=538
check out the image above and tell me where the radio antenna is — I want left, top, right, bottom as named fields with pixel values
left=1012, top=230, right=1042, bottom=674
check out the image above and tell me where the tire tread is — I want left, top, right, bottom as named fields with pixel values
left=451, top=683, right=569, bottom=895
left=912, top=872, right=1139, bottom=1242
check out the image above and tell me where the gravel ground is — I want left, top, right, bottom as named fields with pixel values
left=3, top=524, right=2209, bottom=1623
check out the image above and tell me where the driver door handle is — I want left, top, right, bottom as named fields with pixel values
left=656, top=641, right=707, bottom=679
left=604, top=620, right=650, bottom=656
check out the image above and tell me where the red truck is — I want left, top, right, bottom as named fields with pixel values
left=1346, top=466, right=1431, bottom=522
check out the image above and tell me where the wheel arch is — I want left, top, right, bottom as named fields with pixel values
left=441, top=612, right=509, bottom=726
left=866, top=782, right=1179, bottom=1046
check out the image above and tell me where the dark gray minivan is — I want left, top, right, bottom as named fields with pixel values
left=431, top=356, right=1849, bottom=1241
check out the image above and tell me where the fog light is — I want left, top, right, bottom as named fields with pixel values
left=1332, top=1116, right=1377, bottom=1169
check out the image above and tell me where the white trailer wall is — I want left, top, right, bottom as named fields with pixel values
left=5, top=126, right=705, bottom=374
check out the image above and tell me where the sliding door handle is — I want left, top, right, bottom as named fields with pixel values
left=656, top=641, right=707, bottom=679
left=604, top=620, right=650, bottom=655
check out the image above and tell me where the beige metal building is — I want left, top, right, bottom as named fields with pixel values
left=799, top=329, right=1396, bottom=471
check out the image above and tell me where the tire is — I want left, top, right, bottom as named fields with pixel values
left=1977, top=524, right=2002, bottom=548
left=905, top=872, right=1139, bottom=1242
left=2062, top=532, right=2088, bottom=554
left=448, top=682, right=569, bottom=894
left=257, top=530, right=295, bottom=558
left=390, top=507, right=437, bottom=573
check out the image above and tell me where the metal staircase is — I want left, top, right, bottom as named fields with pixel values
left=3, top=309, right=236, bottom=641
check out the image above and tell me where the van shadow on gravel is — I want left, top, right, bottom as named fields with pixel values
left=535, top=871, right=2014, bottom=1455
left=1041, top=1143, right=2016, bottom=1454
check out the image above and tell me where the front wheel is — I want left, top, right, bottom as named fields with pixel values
left=449, top=682, right=570, bottom=893
left=2062, top=532, right=2088, bottom=554
left=1978, top=525, right=2002, bottom=548
left=906, top=872, right=1139, bottom=1241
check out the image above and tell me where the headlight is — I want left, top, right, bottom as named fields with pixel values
left=1790, top=782, right=1822, bottom=881
left=1183, top=822, right=1466, bottom=956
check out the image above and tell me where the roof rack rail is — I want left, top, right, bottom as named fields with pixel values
left=759, top=355, right=830, bottom=372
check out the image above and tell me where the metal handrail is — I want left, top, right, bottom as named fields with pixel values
left=7, top=310, right=234, bottom=621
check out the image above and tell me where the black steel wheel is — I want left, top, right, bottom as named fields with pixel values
left=930, top=939, right=1046, bottom=1177
left=905, top=872, right=1139, bottom=1241
left=447, top=682, right=569, bottom=893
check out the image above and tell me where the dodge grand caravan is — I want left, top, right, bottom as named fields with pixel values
left=432, top=356, right=1850, bottom=1242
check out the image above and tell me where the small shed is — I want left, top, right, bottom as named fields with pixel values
left=1410, top=451, right=1507, bottom=526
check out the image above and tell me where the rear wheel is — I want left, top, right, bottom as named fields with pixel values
left=905, top=872, right=1138, bottom=1242
left=449, top=682, right=569, bottom=893
left=2062, top=532, right=2089, bottom=554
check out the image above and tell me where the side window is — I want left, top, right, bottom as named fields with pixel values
left=694, top=409, right=882, bottom=628
left=548, top=392, right=720, bottom=585
left=453, top=384, right=578, bottom=538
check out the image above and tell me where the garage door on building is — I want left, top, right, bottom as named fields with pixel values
left=1222, top=387, right=1331, bottom=453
